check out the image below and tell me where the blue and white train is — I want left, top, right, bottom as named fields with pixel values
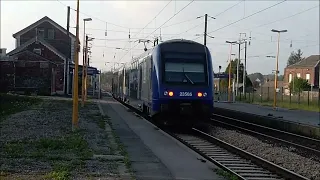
left=112, top=39, right=214, bottom=125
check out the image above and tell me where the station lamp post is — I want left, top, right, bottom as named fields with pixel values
left=271, top=29, right=287, bottom=110
left=81, top=18, right=92, bottom=107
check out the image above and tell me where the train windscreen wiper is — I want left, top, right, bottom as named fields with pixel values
left=182, top=67, right=194, bottom=85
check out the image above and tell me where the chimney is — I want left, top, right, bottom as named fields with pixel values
left=0, top=48, right=7, bottom=57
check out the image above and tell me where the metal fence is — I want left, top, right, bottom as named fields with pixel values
left=215, top=86, right=320, bottom=111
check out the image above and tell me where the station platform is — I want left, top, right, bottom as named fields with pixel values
left=214, top=102, right=320, bottom=127
left=100, top=95, right=226, bottom=180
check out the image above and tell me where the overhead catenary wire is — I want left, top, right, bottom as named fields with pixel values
left=56, top=0, right=131, bottom=29
left=246, top=4, right=319, bottom=31
left=247, top=43, right=320, bottom=59
left=170, top=0, right=245, bottom=40
left=118, top=0, right=194, bottom=64
left=77, top=27, right=202, bottom=36
left=192, top=0, right=287, bottom=42
left=222, top=4, right=320, bottom=42
left=115, top=0, right=173, bottom=64
left=144, top=0, right=195, bottom=39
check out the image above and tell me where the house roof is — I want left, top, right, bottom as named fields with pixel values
left=287, top=55, right=320, bottom=68
left=7, top=37, right=67, bottom=61
left=13, top=16, right=76, bottom=39
left=8, top=49, right=58, bottom=65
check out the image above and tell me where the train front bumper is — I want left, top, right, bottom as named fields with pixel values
left=155, top=99, right=213, bottom=116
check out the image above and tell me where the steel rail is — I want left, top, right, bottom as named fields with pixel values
left=212, top=113, right=320, bottom=156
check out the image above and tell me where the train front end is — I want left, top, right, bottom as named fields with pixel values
left=152, top=40, right=214, bottom=124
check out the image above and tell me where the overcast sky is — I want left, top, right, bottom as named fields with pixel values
left=1, top=0, right=319, bottom=75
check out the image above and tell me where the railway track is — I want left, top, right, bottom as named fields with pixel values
left=212, top=113, right=320, bottom=158
left=113, top=97, right=309, bottom=180
left=172, top=128, right=308, bottom=180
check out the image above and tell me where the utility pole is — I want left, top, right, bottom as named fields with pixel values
left=236, top=41, right=240, bottom=96
left=204, top=14, right=208, bottom=46
left=271, top=29, right=287, bottom=110
left=72, top=0, right=80, bottom=131
left=81, top=23, right=86, bottom=107
left=84, top=35, right=88, bottom=101
left=85, top=37, right=94, bottom=101
left=81, top=18, right=92, bottom=106
left=226, top=41, right=237, bottom=102
left=243, top=40, right=247, bottom=97
left=64, top=6, right=70, bottom=96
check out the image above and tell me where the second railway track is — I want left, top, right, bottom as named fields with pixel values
left=211, top=113, right=320, bottom=158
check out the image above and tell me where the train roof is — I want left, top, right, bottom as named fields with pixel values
left=158, top=39, right=204, bottom=46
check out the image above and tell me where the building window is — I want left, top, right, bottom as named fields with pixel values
left=48, top=29, right=55, bottom=39
left=289, top=73, right=292, bottom=82
left=37, top=28, right=45, bottom=38
left=306, top=73, right=310, bottom=82
left=33, top=48, right=41, bottom=55
left=296, top=73, right=301, bottom=78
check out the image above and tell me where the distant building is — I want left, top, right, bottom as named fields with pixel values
left=0, top=16, right=78, bottom=94
left=284, top=55, right=320, bottom=88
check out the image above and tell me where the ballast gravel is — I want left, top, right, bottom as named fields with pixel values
left=209, top=126, right=320, bottom=180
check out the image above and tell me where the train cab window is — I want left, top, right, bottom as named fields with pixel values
left=162, top=52, right=208, bottom=85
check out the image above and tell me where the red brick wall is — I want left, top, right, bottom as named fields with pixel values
left=284, top=67, right=315, bottom=86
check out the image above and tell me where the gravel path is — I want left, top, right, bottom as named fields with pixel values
left=209, top=126, right=320, bottom=180
left=0, top=97, right=129, bottom=180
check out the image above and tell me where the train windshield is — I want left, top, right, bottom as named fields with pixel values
left=163, top=52, right=208, bottom=85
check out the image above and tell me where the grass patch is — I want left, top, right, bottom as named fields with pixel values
left=44, top=159, right=86, bottom=180
left=105, top=119, right=135, bottom=179
left=0, top=93, right=42, bottom=119
left=111, top=130, right=134, bottom=177
left=97, top=118, right=106, bottom=130
left=3, top=130, right=92, bottom=160
left=44, top=170, right=70, bottom=180
left=35, top=130, right=93, bottom=160
left=216, top=169, right=238, bottom=180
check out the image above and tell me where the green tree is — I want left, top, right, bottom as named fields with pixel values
left=220, top=59, right=252, bottom=89
left=287, top=49, right=304, bottom=67
left=289, top=77, right=310, bottom=93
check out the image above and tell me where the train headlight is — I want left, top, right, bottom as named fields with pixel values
left=164, top=91, right=168, bottom=96
left=168, top=91, right=174, bottom=96
left=203, top=92, right=207, bottom=97
left=197, top=92, right=203, bottom=97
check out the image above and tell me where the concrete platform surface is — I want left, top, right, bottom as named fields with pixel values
left=214, top=102, right=320, bottom=126
left=100, top=97, right=226, bottom=180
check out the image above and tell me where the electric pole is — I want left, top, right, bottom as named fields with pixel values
left=226, top=41, right=237, bottom=102
left=204, top=14, right=208, bottom=46
left=271, top=29, right=287, bottom=109
left=236, top=41, right=240, bottom=96
left=84, top=35, right=88, bottom=101
left=72, top=0, right=80, bottom=131
left=243, top=40, right=247, bottom=97
left=64, top=6, right=70, bottom=96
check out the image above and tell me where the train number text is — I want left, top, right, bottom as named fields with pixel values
left=179, top=92, right=193, bottom=96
